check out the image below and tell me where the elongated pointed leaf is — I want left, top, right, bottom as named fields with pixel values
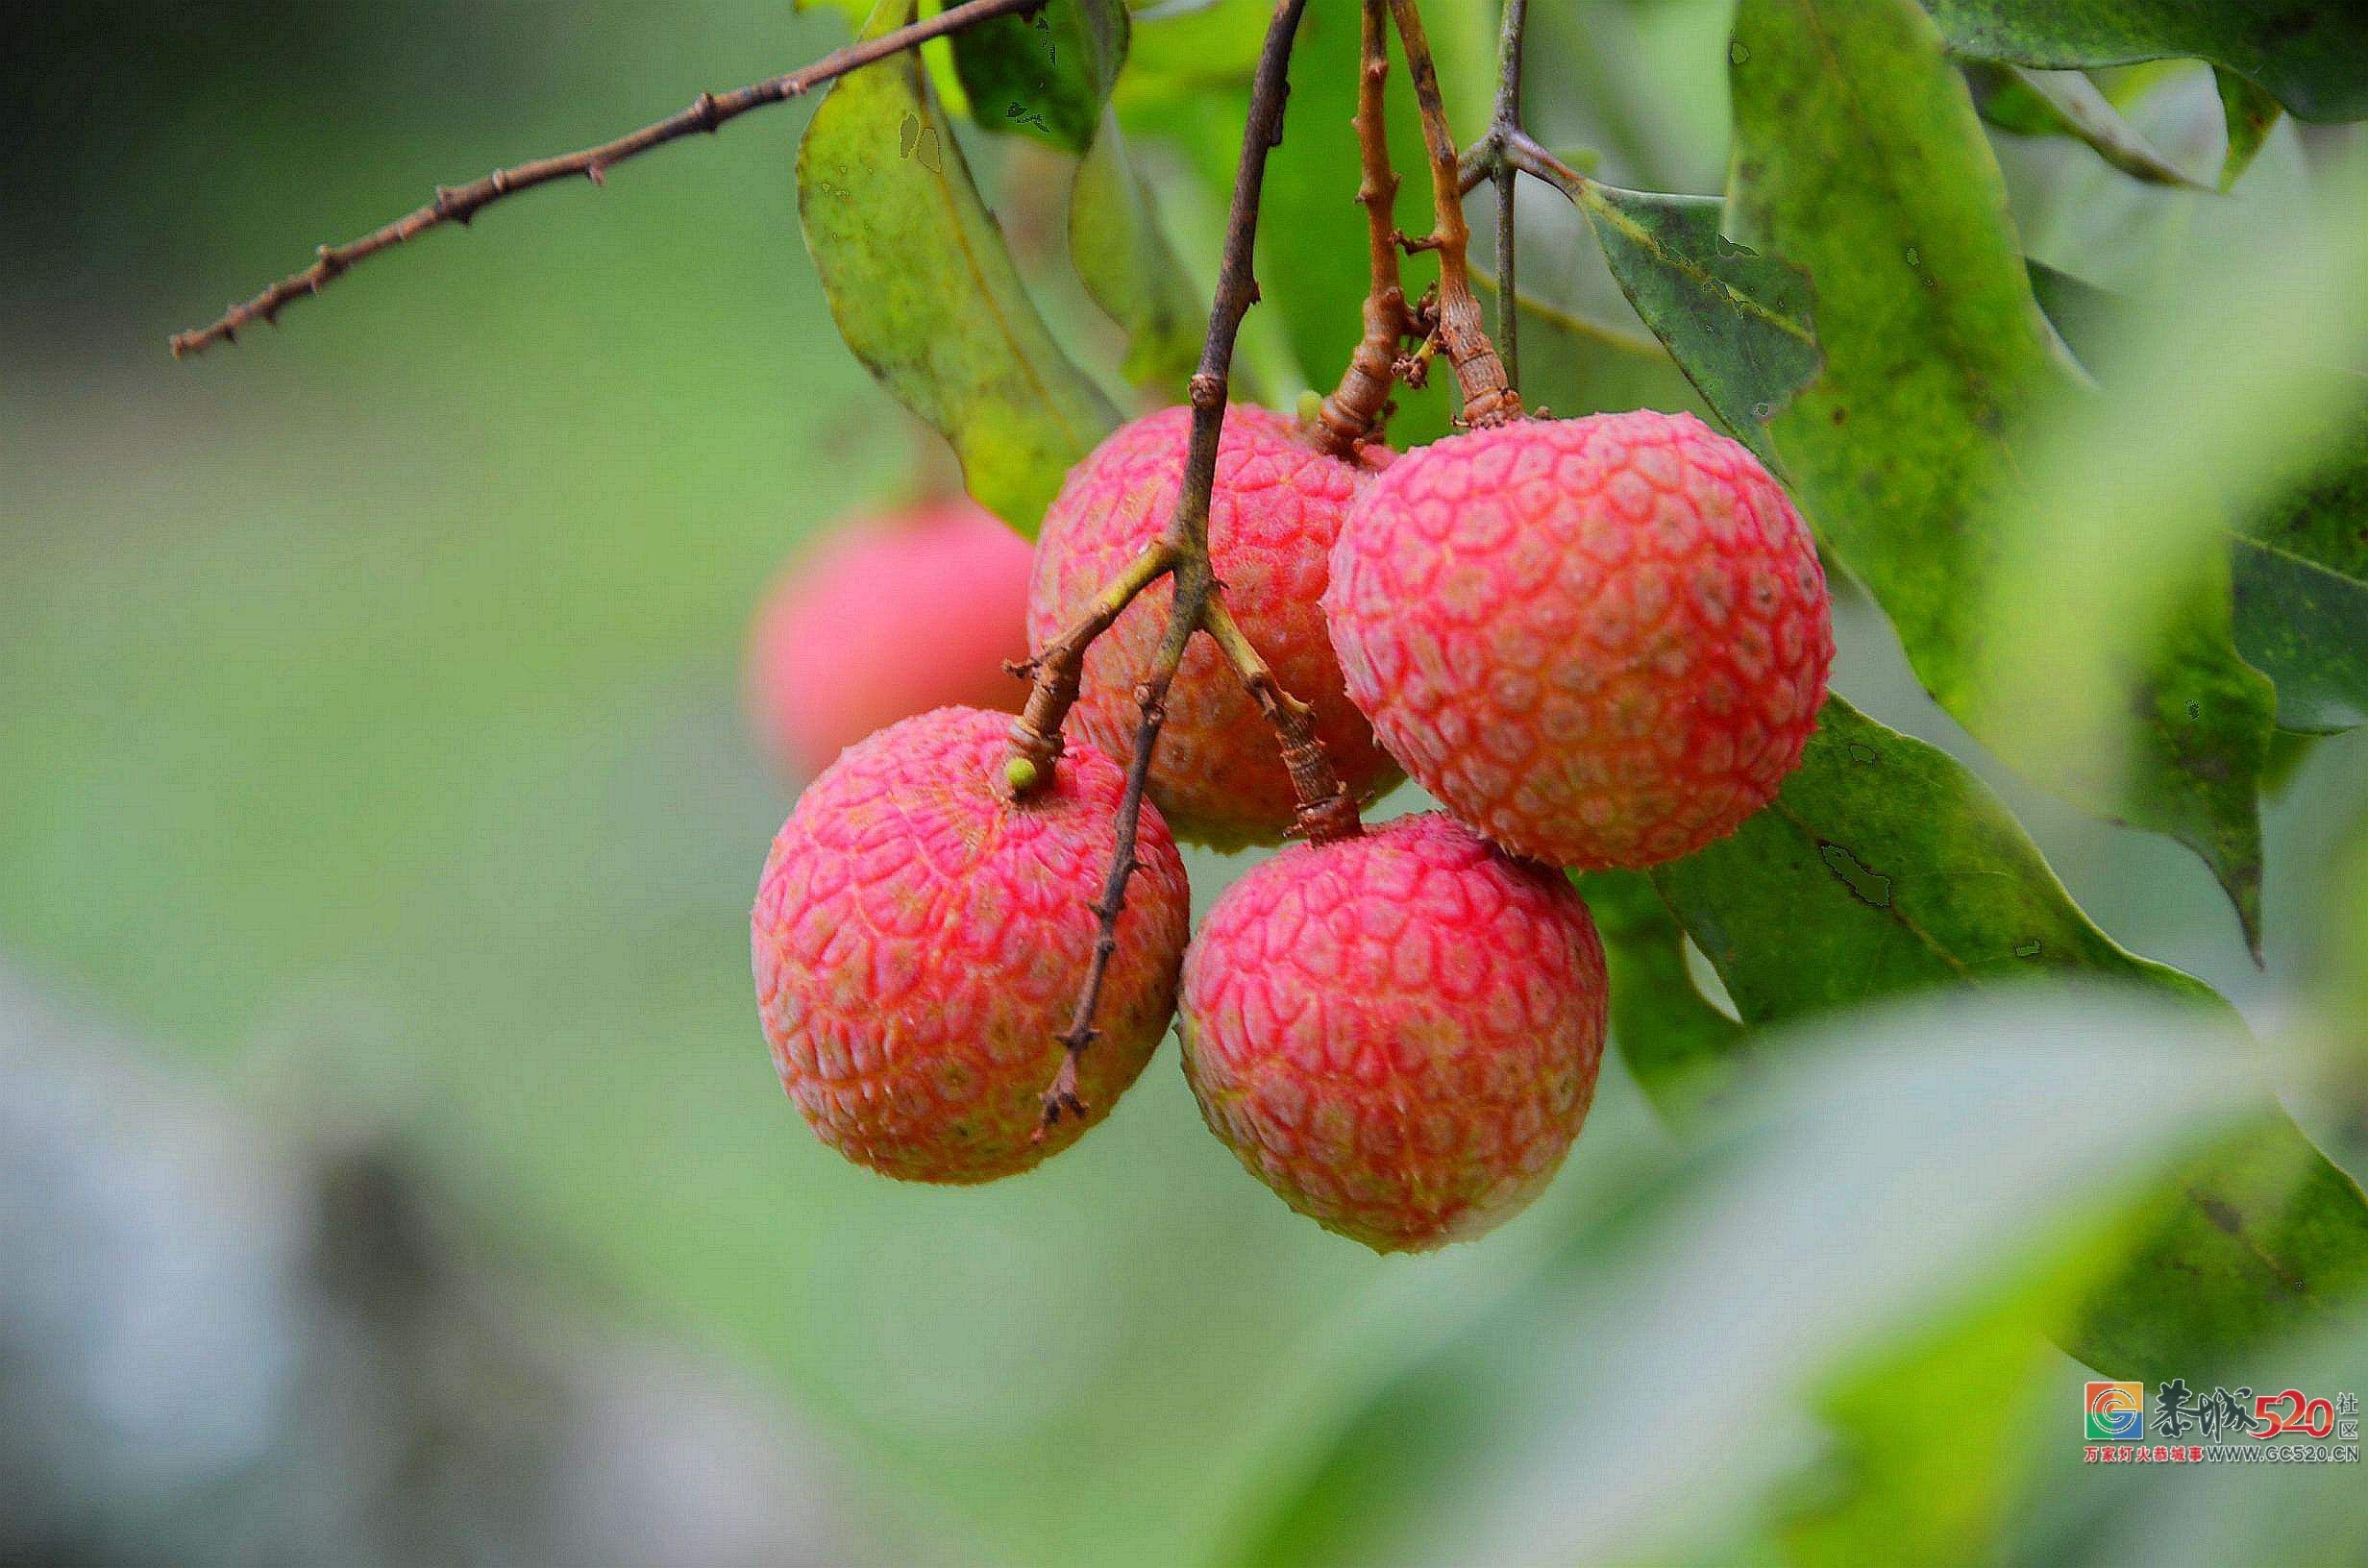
left=951, top=0, right=1129, bottom=153
left=1725, top=0, right=2272, bottom=946
left=1923, top=0, right=2368, bottom=122
left=2215, top=66, right=2285, bottom=189
left=2231, top=404, right=2368, bottom=733
left=1558, top=179, right=1821, bottom=467
left=1576, top=870, right=1744, bottom=1118
left=1966, top=62, right=2209, bottom=188
left=2021, top=271, right=2368, bottom=735
left=798, top=0, right=1120, bottom=534
left=1649, top=696, right=2368, bottom=1376
left=1650, top=698, right=2223, bottom=1015
left=1070, top=112, right=1204, bottom=395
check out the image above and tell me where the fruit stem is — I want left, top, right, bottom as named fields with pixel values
left=1203, top=598, right=1364, bottom=845
left=1005, top=538, right=1175, bottom=796
left=1313, top=0, right=1413, bottom=459
left=1387, top=0, right=1521, bottom=429
left=167, top=0, right=1050, bottom=357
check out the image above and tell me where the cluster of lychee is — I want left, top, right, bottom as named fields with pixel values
left=751, top=403, right=1832, bottom=1251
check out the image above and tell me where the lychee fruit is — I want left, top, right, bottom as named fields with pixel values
left=1325, top=410, right=1832, bottom=870
left=1177, top=812, right=1607, bottom=1251
left=752, top=705, right=1189, bottom=1182
left=1028, top=404, right=1401, bottom=849
left=748, top=497, right=1032, bottom=778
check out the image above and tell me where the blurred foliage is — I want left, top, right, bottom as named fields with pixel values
left=1925, top=0, right=2368, bottom=122
left=8, top=2, right=2368, bottom=1566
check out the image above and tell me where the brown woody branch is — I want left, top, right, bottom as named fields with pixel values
left=1041, top=570, right=1204, bottom=1129
left=1387, top=0, right=1519, bottom=428
left=168, top=0, right=1047, bottom=358
left=1029, top=0, right=1336, bottom=1132
left=1004, top=539, right=1175, bottom=795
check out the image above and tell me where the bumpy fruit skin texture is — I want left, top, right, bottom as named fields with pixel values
left=1028, top=404, right=1399, bottom=849
left=1326, top=411, right=1833, bottom=870
left=748, top=499, right=1032, bottom=778
left=752, top=706, right=1189, bottom=1183
left=1178, top=812, right=1607, bottom=1252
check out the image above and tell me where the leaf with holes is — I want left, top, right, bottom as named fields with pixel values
left=951, top=0, right=1129, bottom=153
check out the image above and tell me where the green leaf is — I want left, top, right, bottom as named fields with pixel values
left=1221, top=992, right=2266, bottom=1567
left=1648, top=696, right=2368, bottom=1377
left=1775, top=1234, right=2102, bottom=1568
left=2214, top=66, right=2285, bottom=189
left=1576, top=870, right=1745, bottom=1119
left=2230, top=404, right=2368, bottom=733
left=1649, top=698, right=2226, bottom=1017
left=950, top=0, right=1129, bottom=154
left=2019, top=270, right=2368, bottom=735
left=1551, top=178, right=1822, bottom=468
left=1965, top=62, right=2209, bottom=188
left=1724, top=0, right=2272, bottom=948
left=1070, top=112, right=1205, bottom=395
left=1922, top=0, right=2368, bottom=122
left=2068, top=1116, right=2368, bottom=1378
left=797, top=0, right=1120, bottom=534
left=2023, top=256, right=2120, bottom=372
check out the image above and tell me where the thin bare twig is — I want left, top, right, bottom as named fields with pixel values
left=1313, top=0, right=1412, bottom=457
left=1491, top=0, right=1529, bottom=392
left=1041, top=576, right=1202, bottom=1129
left=1387, top=0, right=1519, bottom=427
left=169, top=0, right=1047, bottom=357
left=1034, top=0, right=1317, bottom=1131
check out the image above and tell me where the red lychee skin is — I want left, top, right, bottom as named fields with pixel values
left=1178, top=812, right=1607, bottom=1252
left=747, top=498, right=1032, bottom=779
left=1325, top=411, right=1833, bottom=870
left=752, top=706, right=1190, bottom=1183
left=1028, top=404, right=1400, bottom=849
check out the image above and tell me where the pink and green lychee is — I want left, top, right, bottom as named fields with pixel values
left=1178, top=811, right=1607, bottom=1251
left=1028, top=404, right=1401, bottom=849
left=753, top=705, right=1191, bottom=1182
left=1326, top=410, right=1832, bottom=870
left=747, top=498, right=1032, bottom=779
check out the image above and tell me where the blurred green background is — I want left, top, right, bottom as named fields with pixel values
left=5, top=2, right=2366, bottom=1565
